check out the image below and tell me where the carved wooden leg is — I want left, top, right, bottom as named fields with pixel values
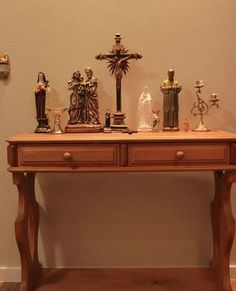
left=211, top=171, right=236, bottom=291
left=13, top=173, right=41, bottom=291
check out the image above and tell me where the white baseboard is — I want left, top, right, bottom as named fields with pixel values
left=0, top=268, right=20, bottom=282
left=1, top=266, right=236, bottom=282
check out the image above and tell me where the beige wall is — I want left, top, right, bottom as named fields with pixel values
left=1, top=0, right=236, bottom=278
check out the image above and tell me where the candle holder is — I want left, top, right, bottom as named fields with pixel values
left=47, top=107, right=68, bottom=134
left=191, top=81, right=219, bottom=132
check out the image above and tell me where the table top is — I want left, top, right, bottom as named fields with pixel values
left=6, top=130, right=236, bottom=144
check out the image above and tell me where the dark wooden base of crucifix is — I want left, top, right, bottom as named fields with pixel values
left=111, top=111, right=128, bottom=131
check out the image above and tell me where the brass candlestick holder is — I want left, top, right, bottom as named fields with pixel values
left=191, top=80, right=219, bottom=132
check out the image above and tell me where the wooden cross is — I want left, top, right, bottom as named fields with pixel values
left=96, top=33, right=142, bottom=128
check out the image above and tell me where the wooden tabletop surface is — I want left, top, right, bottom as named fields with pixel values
left=6, top=131, right=236, bottom=143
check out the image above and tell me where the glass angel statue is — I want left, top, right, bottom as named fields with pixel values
left=137, top=86, right=153, bottom=132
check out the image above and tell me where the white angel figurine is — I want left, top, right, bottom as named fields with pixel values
left=137, top=86, right=152, bottom=132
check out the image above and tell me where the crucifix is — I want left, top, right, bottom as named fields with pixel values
left=95, top=33, right=142, bottom=129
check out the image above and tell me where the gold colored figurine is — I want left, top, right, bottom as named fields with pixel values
left=191, top=80, right=219, bottom=132
left=160, top=69, right=182, bottom=131
left=96, top=33, right=142, bottom=130
left=65, top=68, right=103, bottom=133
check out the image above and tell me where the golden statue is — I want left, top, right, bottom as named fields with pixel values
left=160, top=69, right=182, bottom=131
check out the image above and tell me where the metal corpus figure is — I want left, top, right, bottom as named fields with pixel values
left=96, top=33, right=142, bottom=128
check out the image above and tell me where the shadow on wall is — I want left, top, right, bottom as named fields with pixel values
left=37, top=172, right=213, bottom=268
left=214, top=107, right=236, bottom=133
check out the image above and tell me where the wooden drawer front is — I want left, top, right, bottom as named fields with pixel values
left=18, top=144, right=119, bottom=167
left=128, top=143, right=229, bottom=166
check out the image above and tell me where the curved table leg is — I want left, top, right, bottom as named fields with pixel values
left=13, top=173, right=41, bottom=291
left=211, top=171, right=236, bottom=291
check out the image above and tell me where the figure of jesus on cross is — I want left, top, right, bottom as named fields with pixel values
left=96, top=33, right=142, bottom=129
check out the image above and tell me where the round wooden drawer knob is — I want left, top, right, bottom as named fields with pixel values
left=176, top=151, right=184, bottom=160
left=63, top=152, right=72, bottom=160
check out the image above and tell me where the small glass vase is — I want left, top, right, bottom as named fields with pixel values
left=47, top=107, right=68, bottom=134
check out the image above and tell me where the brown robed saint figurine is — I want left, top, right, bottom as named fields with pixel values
left=96, top=33, right=142, bottom=130
left=160, top=69, right=182, bottom=131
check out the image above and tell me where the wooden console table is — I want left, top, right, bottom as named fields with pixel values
left=6, top=131, right=236, bottom=291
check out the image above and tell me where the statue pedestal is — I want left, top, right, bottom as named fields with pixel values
left=138, top=126, right=152, bottom=132
left=163, top=127, right=179, bottom=132
left=35, top=118, right=50, bottom=133
left=111, top=112, right=128, bottom=131
left=65, top=124, right=103, bottom=133
left=192, top=120, right=210, bottom=132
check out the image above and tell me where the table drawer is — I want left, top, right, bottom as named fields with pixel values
left=18, top=144, right=119, bottom=167
left=128, top=143, right=229, bottom=166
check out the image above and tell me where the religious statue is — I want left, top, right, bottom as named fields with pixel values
left=160, top=69, right=182, bottom=131
left=34, top=72, right=50, bottom=133
left=67, top=70, right=84, bottom=125
left=65, top=68, right=103, bottom=133
left=104, top=109, right=112, bottom=133
left=96, top=33, right=142, bottom=130
left=137, top=86, right=152, bottom=132
left=105, top=109, right=111, bottom=128
left=152, top=109, right=160, bottom=131
left=84, top=67, right=100, bottom=124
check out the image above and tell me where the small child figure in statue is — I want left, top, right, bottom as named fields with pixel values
left=35, top=72, right=50, bottom=133
left=104, top=109, right=112, bottom=133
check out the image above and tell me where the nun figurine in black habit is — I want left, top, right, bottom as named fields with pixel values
left=34, top=72, right=50, bottom=133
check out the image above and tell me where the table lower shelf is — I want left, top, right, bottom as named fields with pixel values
left=34, top=267, right=222, bottom=291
